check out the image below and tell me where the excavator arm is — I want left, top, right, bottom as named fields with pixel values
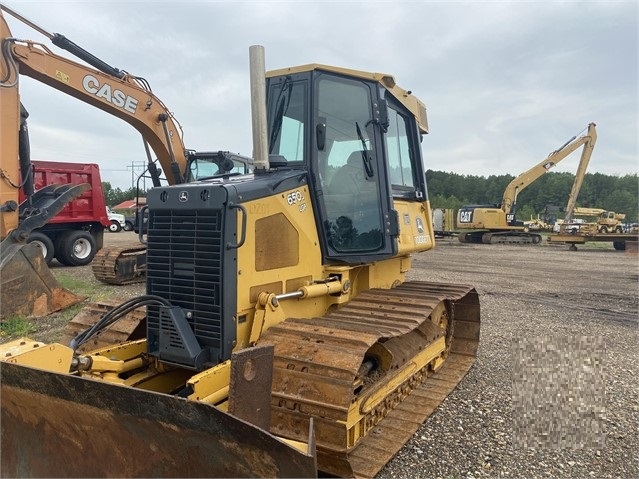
left=1, top=4, right=200, bottom=297
left=560, top=123, right=598, bottom=223
left=0, top=4, right=189, bottom=187
left=501, top=122, right=597, bottom=214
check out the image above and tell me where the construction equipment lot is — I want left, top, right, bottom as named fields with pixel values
left=21, top=232, right=639, bottom=479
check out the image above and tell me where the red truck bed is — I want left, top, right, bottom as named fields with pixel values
left=21, top=161, right=110, bottom=228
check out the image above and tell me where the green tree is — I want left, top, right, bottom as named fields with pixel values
left=101, top=182, right=146, bottom=207
left=425, top=170, right=638, bottom=223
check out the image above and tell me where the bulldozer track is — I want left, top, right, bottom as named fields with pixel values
left=91, top=243, right=147, bottom=285
left=259, top=281, right=480, bottom=478
left=59, top=300, right=147, bottom=353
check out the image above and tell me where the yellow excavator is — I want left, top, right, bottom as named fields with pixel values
left=457, top=122, right=597, bottom=244
left=0, top=6, right=480, bottom=478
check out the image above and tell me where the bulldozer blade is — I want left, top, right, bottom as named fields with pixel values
left=0, top=361, right=318, bottom=478
left=0, top=241, right=83, bottom=318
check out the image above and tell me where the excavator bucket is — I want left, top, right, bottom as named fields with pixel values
left=0, top=183, right=91, bottom=318
left=0, top=241, right=83, bottom=317
left=0, top=349, right=317, bottom=478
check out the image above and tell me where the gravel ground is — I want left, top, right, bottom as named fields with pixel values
left=378, top=238, right=638, bottom=479
left=20, top=232, right=639, bottom=478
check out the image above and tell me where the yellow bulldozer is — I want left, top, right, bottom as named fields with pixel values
left=0, top=5, right=480, bottom=478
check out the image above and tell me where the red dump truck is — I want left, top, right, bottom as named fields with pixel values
left=20, top=161, right=111, bottom=266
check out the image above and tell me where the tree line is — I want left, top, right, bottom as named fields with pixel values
left=104, top=170, right=638, bottom=224
left=426, top=170, right=638, bottom=223
left=102, top=182, right=145, bottom=207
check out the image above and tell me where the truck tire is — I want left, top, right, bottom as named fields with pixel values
left=55, top=230, right=97, bottom=266
left=123, top=220, right=134, bottom=232
left=27, top=232, right=55, bottom=265
left=613, top=241, right=626, bottom=251
left=108, top=220, right=122, bottom=233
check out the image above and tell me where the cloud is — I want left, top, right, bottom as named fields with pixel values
left=3, top=0, right=636, bottom=190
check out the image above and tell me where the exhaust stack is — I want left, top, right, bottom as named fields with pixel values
left=249, top=45, right=269, bottom=172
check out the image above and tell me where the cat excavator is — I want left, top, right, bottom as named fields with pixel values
left=457, top=123, right=597, bottom=244
left=0, top=5, right=481, bottom=478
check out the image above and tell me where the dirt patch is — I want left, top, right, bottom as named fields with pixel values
left=379, top=238, right=638, bottom=479
left=4, top=232, right=638, bottom=478
left=18, top=231, right=146, bottom=343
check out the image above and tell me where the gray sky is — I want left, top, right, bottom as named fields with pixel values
left=3, top=0, right=637, bottom=190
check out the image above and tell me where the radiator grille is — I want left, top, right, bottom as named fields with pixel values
left=146, top=209, right=223, bottom=350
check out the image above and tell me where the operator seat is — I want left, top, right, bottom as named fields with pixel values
left=325, top=151, right=381, bottom=250
left=328, top=151, right=373, bottom=195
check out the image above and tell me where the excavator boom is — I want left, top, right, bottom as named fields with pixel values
left=501, top=122, right=597, bottom=214
left=1, top=3, right=188, bottom=185
left=1, top=4, right=241, bottom=288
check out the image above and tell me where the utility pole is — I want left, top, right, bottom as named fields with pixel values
left=126, top=161, right=147, bottom=190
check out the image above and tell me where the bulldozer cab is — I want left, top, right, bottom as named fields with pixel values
left=266, top=67, right=428, bottom=264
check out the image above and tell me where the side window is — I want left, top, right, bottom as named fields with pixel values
left=267, top=79, right=307, bottom=166
left=278, top=117, right=304, bottom=162
left=189, top=160, right=217, bottom=180
left=385, top=107, right=415, bottom=189
left=187, top=156, right=251, bottom=180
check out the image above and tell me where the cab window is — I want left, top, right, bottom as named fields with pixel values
left=385, top=106, right=415, bottom=190
left=317, top=75, right=383, bottom=252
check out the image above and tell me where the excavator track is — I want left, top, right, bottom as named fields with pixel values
left=92, top=243, right=147, bottom=285
left=482, top=232, right=542, bottom=244
left=258, top=281, right=480, bottom=478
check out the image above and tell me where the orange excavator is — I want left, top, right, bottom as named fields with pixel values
left=1, top=5, right=480, bottom=478
left=0, top=3, right=253, bottom=300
